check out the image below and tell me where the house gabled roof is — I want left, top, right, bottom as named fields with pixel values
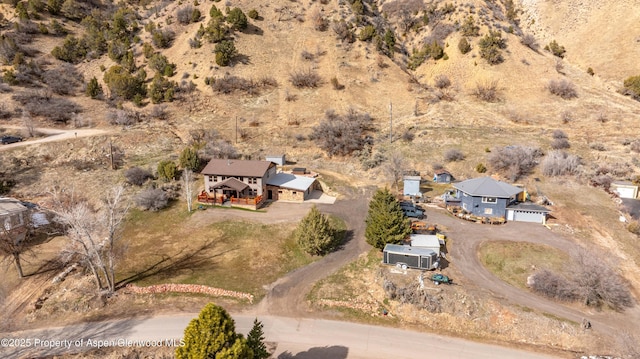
left=201, top=159, right=274, bottom=177
left=210, top=177, right=250, bottom=192
left=453, top=177, right=522, bottom=198
left=266, top=173, right=317, bottom=191
left=0, top=198, right=28, bottom=216
left=434, top=169, right=451, bottom=176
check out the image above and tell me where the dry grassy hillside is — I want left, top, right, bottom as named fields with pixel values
left=1, top=0, right=640, bottom=355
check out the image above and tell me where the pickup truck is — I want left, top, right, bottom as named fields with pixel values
left=403, top=207, right=424, bottom=219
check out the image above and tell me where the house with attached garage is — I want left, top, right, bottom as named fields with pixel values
left=200, top=159, right=277, bottom=208
left=199, top=159, right=323, bottom=207
left=447, top=176, right=550, bottom=224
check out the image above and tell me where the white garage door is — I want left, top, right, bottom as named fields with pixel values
left=511, top=210, right=543, bottom=223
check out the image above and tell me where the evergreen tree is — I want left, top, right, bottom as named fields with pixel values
left=365, top=188, right=411, bottom=249
left=157, top=160, right=177, bottom=181
left=86, top=77, right=103, bottom=99
left=246, top=318, right=269, bottom=359
left=226, top=7, right=248, bottom=30
left=179, top=146, right=200, bottom=171
left=297, top=205, right=336, bottom=255
left=176, top=303, right=254, bottom=359
left=214, top=40, right=237, bottom=66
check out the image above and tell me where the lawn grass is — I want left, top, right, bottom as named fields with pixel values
left=478, top=241, right=570, bottom=290
left=117, top=202, right=313, bottom=300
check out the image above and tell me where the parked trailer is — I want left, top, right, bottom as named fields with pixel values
left=383, top=244, right=439, bottom=270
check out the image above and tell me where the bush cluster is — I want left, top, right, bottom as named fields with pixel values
left=548, top=79, right=577, bottom=99
left=289, top=69, right=321, bottom=88
left=125, top=167, right=153, bottom=186
left=530, top=251, right=633, bottom=311
left=11, top=91, right=81, bottom=123
left=488, top=145, right=542, bottom=181
left=310, top=108, right=373, bottom=157
left=545, top=40, right=566, bottom=58
left=541, top=150, right=580, bottom=177
left=210, top=74, right=277, bottom=95
left=135, top=189, right=169, bottom=211
left=472, top=80, right=500, bottom=102
left=383, top=279, right=442, bottom=313
left=478, top=30, right=506, bottom=65
left=444, top=149, right=465, bottom=162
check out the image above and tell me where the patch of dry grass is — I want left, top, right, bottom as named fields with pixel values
left=118, top=203, right=312, bottom=299
left=479, top=241, right=570, bottom=289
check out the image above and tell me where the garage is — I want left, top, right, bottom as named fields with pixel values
left=506, top=203, right=550, bottom=224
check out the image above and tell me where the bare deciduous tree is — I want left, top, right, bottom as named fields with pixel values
left=383, top=151, right=407, bottom=192
left=182, top=169, right=194, bottom=212
left=21, top=110, right=35, bottom=138
left=0, top=213, right=30, bottom=278
left=53, top=185, right=129, bottom=295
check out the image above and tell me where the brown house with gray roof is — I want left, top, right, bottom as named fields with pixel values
left=201, top=159, right=277, bottom=203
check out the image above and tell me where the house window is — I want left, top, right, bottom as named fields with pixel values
left=248, top=177, right=257, bottom=184
left=208, top=176, right=213, bottom=182
left=238, top=176, right=244, bottom=182
left=292, top=191, right=297, bottom=195
left=484, top=208, right=493, bottom=215
left=482, top=197, right=497, bottom=203
left=278, top=190, right=283, bottom=194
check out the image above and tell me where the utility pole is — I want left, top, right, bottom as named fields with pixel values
left=109, top=138, right=115, bottom=170
left=389, top=101, right=393, bottom=144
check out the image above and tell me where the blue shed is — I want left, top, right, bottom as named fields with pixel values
left=433, top=169, right=453, bottom=183
left=403, top=176, right=421, bottom=197
left=452, top=177, right=523, bottom=218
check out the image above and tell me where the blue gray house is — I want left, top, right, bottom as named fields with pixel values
left=451, top=177, right=522, bottom=219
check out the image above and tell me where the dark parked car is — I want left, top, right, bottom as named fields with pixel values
left=1, top=136, right=22, bottom=144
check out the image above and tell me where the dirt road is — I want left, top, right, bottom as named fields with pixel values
left=424, top=206, right=640, bottom=337
left=0, top=126, right=111, bottom=151
left=0, top=314, right=560, bottom=359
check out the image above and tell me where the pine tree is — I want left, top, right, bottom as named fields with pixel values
left=86, top=77, right=103, bottom=99
left=157, top=160, right=177, bottom=181
left=365, top=188, right=411, bottom=249
left=176, top=303, right=254, bottom=359
left=246, top=318, right=269, bottom=359
left=297, top=205, right=336, bottom=255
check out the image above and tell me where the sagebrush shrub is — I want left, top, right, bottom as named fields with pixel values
left=125, top=167, right=153, bottom=186
left=135, top=188, right=169, bottom=211
left=289, top=69, right=321, bottom=88
left=548, top=79, right=577, bottom=99
left=541, top=150, right=580, bottom=177
left=444, top=149, right=464, bottom=162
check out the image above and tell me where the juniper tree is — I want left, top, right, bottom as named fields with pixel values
left=297, top=205, right=336, bottom=255
left=246, top=318, right=269, bottom=359
left=176, top=303, right=254, bottom=359
left=365, top=188, right=411, bottom=249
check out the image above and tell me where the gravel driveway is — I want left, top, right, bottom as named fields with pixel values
left=424, top=206, right=640, bottom=338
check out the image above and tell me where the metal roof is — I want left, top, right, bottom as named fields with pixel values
left=266, top=173, right=317, bottom=191
left=201, top=159, right=274, bottom=177
left=453, top=177, right=522, bottom=198
left=507, top=202, right=551, bottom=213
left=0, top=198, right=28, bottom=216
left=383, top=243, right=437, bottom=256
left=403, top=176, right=421, bottom=181
left=434, top=169, right=451, bottom=175
left=410, top=234, right=442, bottom=249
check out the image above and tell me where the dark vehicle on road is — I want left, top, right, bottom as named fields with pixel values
left=1, top=136, right=22, bottom=144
